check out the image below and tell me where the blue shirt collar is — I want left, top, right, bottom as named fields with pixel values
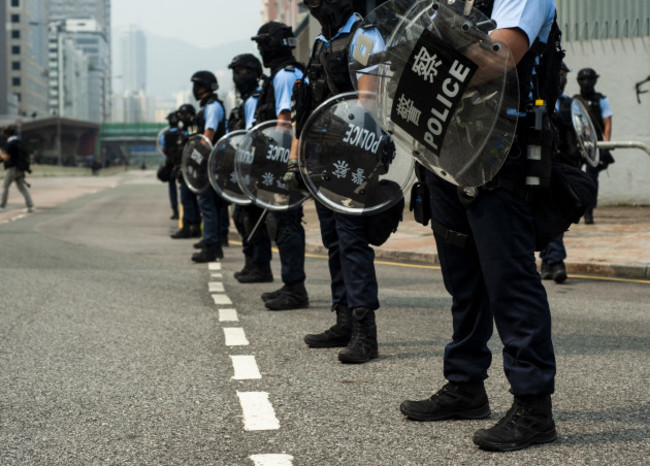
left=316, top=13, right=360, bottom=44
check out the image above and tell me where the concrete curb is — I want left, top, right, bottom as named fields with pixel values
left=305, top=243, right=650, bottom=280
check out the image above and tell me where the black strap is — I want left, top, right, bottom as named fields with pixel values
left=430, top=217, right=472, bottom=250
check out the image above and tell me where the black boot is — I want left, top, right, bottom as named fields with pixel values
left=540, top=260, right=552, bottom=280
left=191, top=243, right=223, bottom=263
left=400, top=381, right=490, bottom=421
left=551, top=261, right=567, bottom=283
left=234, top=255, right=254, bottom=280
left=193, top=238, right=204, bottom=250
left=304, top=304, right=353, bottom=348
left=473, top=395, right=556, bottom=452
left=261, top=284, right=288, bottom=302
left=170, top=209, right=179, bottom=220
left=265, top=282, right=309, bottom=311
left=236, top=261, right=273, bottom=283
left=171, top=225, right=192, bottom=239
left=189, top=223, right=202, bottom=238
left=338, top=307, right=378, bottom=364
left=584, top=210, right=594, bottom=224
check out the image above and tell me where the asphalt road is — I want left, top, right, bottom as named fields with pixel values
left=1, top=172, right=648, bottom=465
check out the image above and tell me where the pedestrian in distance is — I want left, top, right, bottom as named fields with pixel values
left=0, top=125, right=35, bottom=213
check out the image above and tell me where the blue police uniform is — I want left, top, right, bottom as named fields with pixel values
left=424, top=0, right=557, bottom=396
left=582, top=94, right=612, bottom=217
left=313, top=14, right=380, bottom=312
left=197, top=99, right=226, bottom=249
left=268, top=66, right=308, bottom=287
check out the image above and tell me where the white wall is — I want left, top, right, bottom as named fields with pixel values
left=564, top=36, right=650, bottom=205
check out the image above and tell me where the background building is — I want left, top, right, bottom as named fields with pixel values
left=1, top=0, right=50, bottom=119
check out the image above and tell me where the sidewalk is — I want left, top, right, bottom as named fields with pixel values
left=2, top=171, right=648, bottom=279
left=300, top=198, right=650, bottom=280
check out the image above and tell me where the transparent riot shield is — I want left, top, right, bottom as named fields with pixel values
left=208, top=130, right=252, bottom=205
left=300, top=91, right=414, bottom=215
left=156, top=127, right=169, bottom=155
left=571, top=98, right=600, bottom=168
left=181, top=134, right=213, bottom=193
left=349, top=0, right=519, bottom=188
left=235, top=120, right=309, bottom=211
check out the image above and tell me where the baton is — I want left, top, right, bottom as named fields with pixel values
left=246, top=208, right=269, bottom=243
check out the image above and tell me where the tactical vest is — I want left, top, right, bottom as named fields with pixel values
left=575, top=92, right=606, bottom=139
left=552, top=95, right=580, bottom=166
left=256, top=61, right=305, bottom=123
left=163, top=128, right=184, bottom=165
left=228, top=91, right=260, bottom=131
left=307, top=18, right=361, bottom=107
left=197, top=94, right=227, bottom=144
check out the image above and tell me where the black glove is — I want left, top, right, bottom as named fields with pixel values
left=283, top=159, right=306, bottom=192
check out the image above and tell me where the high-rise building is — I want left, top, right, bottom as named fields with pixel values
left=118, top=25, right=146, bottom=93
left=1, top=0, right=50, bottom=118
left=49, top=0, right=111, bottom=121
left=48, top=18, right=110, bottom=122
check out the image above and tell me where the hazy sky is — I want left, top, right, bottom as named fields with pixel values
left=111, top=0, right=264, bottom=49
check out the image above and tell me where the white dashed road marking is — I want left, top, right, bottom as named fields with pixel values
left=237, top=392, right=280, bottom=431
left=249, top=454, right=294, bottom=466
left=208, top=262, right=222, bottom=271
left=209, top=282, right=225, bottom=293
left=212, top=294, right=233, bottom=305
left=218, top=308, right=239, bottom=322
left=230, top=355, right=262, bottom=380
left=223, top=327, right=249, bottom=346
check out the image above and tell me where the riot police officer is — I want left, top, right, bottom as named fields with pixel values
left=160, top=111, right=182, bottom=220
left=189, top=71, right=227, bottom=263
left=575, top=67, right=614, bottom=224
left=227, top=54, right=262, bottom=132
left=170, top=103, right=202, bottom=239
left=540, top=62, right=577, bottom=284
left=397, top=0, right=560, bottom=452
left=287, top=1, right=381, bottom=363
left=246, top=22, right=309, bottom=311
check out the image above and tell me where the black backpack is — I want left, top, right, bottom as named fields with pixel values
left=11, top=139, right=31, bottom=173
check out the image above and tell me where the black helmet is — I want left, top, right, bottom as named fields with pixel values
left=191, top=70, right=218, bottom=100
left=178, top=103, right=196, bottom=116
left=229, top=53, right=263, bottom=77
left=577, top=68, right=598, bottom=81
left=167, top=111, right=180, bottom=127
left=306, top=0, right=354, bottom=40
left=252, top=21, right=296, bottom=68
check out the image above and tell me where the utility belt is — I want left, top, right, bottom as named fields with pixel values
left=412, top=102, right=558, bottom=250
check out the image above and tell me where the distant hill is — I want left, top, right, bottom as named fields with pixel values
left=145, top=34, right=258, bottom=100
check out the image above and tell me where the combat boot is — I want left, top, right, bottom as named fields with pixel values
left=473, top=395, right=556, bottom=452
left=193, top=238, right=204, bottom=250
left=236, top=261, right=273, bottom=283
left=265, top=282, right=309, bottom=311
left=338, top=307, right=378, bottom=364
left=192, top=243, right=223, bottom=263
left=552, top=261, right=567, bottom=283
left=540, top=260, right=552, bottom=280
left=400, top=381, right=490, bottom=421
left=261, top=284, right=287, bottom=302
left=171, top=225, right=192, bottom=239
left=304, top=304, right=353, bottom=348
left=189, top=223, right=202, bottom=238
left=234, top=254, right=254, bottom=280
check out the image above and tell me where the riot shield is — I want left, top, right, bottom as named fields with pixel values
left=570, top=98, right=600, bottom=168
left=208, top=130, right=252, bottom=205
left=181, top=134, right=213, bottom=193
left=349, top=0, right=519, bottom=188
left=235, top=120, right=309, bottom=211
left=300, top=91, right=413, bottom=215
left=156, top=127, right=169, bottom=156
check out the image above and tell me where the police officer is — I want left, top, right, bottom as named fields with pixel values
left=575, top=67, right=613, bottom=224
left=160, top=111, right=182, bottom=220
left=287, top=0, right=381, bottom=363
left=398, top=0, right=560, bottom=452
left=188, top=71, right=228, bottom=263
left=540, top=62, right=577, bottom=284
left=0, top=125, right=35, bottom=213
left=246, top=22, right=309, bottom=311
left=226, top=53, right=273, bottom=284
left=171, top=104, right=202, bottom=239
